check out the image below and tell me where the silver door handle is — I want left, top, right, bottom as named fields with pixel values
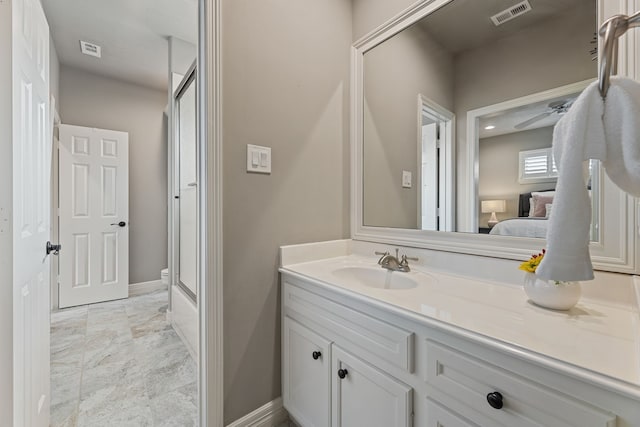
left=46, top=241, right=61, bottom=255
left=187, top=182, right=197, bottom=187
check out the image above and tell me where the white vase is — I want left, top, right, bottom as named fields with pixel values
left=523, top=272, right=581, bottom=310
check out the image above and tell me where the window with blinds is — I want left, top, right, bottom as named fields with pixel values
left=518, top=147, right=558, bottom=183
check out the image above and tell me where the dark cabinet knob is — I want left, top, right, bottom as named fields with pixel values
left=110, top=221, right=127, bottom=227
left=312, top=351, right=322, bottom=360
left=337, top=369, right=348, bottom=379
left=486, top=392, right=503, bottom=409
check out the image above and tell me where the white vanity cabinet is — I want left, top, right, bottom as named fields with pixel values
left=281, top=271, right=639, bottom=427
left=282, top=280, right=415, bottom=427
left=283, top=315, right=413, bottom=427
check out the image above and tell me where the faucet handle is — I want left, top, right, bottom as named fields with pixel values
left=400, top=254, right=419, bottom=267
left=375, top=251, right=389, bottom=265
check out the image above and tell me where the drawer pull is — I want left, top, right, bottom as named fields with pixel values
left=486, top=392, right=504, bottom=409
left=312, top=351, right=322, bottom=360
left=337, top=369, right=348, bottom=379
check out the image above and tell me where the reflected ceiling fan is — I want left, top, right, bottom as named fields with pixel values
left=514, top=100, right=573, bottom=130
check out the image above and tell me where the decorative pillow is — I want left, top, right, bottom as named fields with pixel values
left=545, top=203, right=553, bottom=218
left=532, top=194, right=554, bottom=217
left=528, top=198, right=535, bottom=217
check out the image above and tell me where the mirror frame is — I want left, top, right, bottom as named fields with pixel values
left=351, top=0, right=639, bottom=274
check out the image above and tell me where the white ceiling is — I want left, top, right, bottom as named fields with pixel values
left=42, top=0, right=197, bottom=91
left=478, top=90, right=583, bottom=139
left=418, top=0, right=593, bottom=54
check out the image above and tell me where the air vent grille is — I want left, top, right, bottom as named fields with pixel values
left=80, top=41, right=101, bottom=58
left=490, top=0, right=532, bottom=26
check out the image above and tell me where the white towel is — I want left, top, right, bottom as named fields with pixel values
left=536, top=77, right=640, bottom=281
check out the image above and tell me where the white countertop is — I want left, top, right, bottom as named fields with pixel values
left=280, top=253, right=640, bottom=395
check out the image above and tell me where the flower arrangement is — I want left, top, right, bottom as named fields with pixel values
left=519, top=249, right=545, bottom=273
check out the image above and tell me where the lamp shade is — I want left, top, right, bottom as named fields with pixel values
left=481, top=199, right=506, bottom=213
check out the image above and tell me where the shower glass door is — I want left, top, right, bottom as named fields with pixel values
left=176, top=71, right=197, bottom=299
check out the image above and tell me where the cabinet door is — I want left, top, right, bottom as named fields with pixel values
left=283, top=317, right=331, bottom=427
left=332, top=346, right=413, bottom=427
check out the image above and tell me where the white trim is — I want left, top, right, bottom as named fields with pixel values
left=226, top=398, right=288, bottom=427
left=128, top=279, right=166, bottom=297
left=464, top=79, right=593, bottom=231
left=350, top=0, right=639, bottom=276
left=199, top=0, right=224, bottom=426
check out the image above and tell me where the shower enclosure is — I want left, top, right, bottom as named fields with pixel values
left=170, top=63, right=198, bottom=357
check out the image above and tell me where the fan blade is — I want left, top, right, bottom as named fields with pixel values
left=514, top=111, right=553, bottom=130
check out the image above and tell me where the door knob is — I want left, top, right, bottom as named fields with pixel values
left=337, top=369, right=348, bottom=379
left=312, top=351, right=322, bottom=360
left=46, top=241, right=61, bottom=255
left=110, top=221, right=127, bottom=227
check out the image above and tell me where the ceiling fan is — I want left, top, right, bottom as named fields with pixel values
left=514, top=100, right=573, bottom=130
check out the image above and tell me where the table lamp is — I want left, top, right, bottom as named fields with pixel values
left=481, top=200, right=506, bottom=227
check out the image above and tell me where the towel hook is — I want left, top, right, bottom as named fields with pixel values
left=598, top=11, right=640, bottom=98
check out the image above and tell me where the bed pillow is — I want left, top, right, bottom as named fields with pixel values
left=532, top=194, right=554, bottom=217
left=545, top=203, right=553, bottom=218
left=528, top=198, right=535, bottom=217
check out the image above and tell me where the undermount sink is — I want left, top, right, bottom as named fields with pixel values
left=331, top=266, right=429, bottom=290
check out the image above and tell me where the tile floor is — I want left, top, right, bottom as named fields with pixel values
left=50, top=290, right=198, bottom=427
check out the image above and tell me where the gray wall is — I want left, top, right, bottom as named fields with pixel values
left=221, top=0, right=351, bottom=422
left=478, top=126, right=554, bottom=225
left=363, top=23, right=453, bottom=228
left=352, top=0, right=417, bottom=41
left=59, top=66, right=168, bottom=284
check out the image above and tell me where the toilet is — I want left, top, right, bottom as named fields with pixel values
left=161, top=268, right=169, bottom=287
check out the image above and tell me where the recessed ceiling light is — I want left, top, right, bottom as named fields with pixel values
left=80, top=41, right=101, bottom=58
left=484, top=125, right=496, bottom=130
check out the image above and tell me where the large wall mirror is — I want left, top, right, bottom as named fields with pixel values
left=352, top=0, right=639, bottom=273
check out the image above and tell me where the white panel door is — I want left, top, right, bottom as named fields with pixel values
left=58, top=124, right=129, bottom=308
left=12, top=0, right=51, bottom=424
left=332, top=346, right=413, bottom=427
left=421, top=122, right=438, bottom=231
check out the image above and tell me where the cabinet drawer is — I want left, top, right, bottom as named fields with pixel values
left=283, top=282, right=414, bottom=372
left=283, top=317, right=331, bottom=427
left=426, top=340, right=616, bottom=427
left=426, top=398, right=479, bottom=427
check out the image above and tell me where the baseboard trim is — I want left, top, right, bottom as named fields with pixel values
left=128, top=279, right=166, bottom=297
left=226, top=397, right=288, bottom=427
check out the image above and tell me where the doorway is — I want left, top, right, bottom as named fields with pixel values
left=4, top=0, right=222, bottom=425
left=417, top=94, right=455, bottom=232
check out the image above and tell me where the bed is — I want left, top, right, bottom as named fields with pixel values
left=488, top=190, right=554, bottom=238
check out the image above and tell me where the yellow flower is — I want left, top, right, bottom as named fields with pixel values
left=519, top=251, right=545, bottom=273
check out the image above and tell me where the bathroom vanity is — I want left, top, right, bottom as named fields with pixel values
left=280, top=240, right=640, bottom=427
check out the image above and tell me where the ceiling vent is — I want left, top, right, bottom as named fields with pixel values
left=80, top=41, right=101, bottom=58
left=490, top=0, right=532, bottom=26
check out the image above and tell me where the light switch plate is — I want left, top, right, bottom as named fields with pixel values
left=402, top=170, right=412, bottom=188
left=247, top=144, right=271, bottom=174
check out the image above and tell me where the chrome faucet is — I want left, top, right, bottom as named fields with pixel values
left=375, top=249, right=419, bottom=272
